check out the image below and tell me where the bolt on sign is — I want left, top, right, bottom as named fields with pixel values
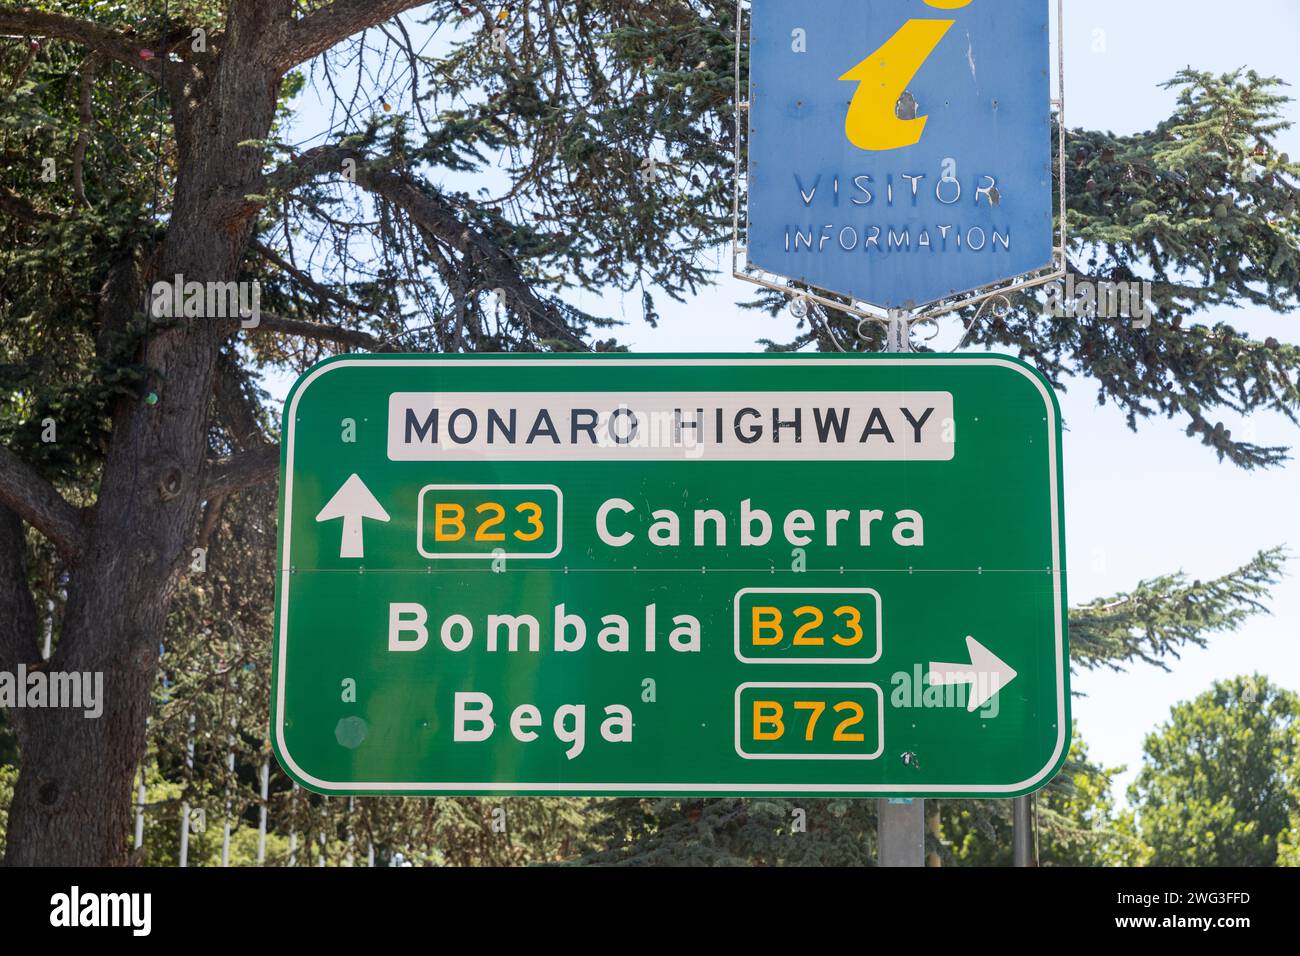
left=271, top=355, right=1069, bottom=797
left=742, top=0, right=1057, bottom=312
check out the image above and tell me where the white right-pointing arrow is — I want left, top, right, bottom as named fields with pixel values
left=928, top=636, right=1018, bottom=713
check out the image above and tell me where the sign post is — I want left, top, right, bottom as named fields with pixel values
left=736, top=0, right=1066, bottom=864
left=1013, top=793, right=1036, bottom=866
left=272, top=355, right=1068, bottom=800
left=880, top=300, right=927, bottom=867
left=879, top=799, right=926, bottom=867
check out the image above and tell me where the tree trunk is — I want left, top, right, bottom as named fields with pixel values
left=2, top=15, right=285, bottom=864
left=3, top=651, right=157, bottom=865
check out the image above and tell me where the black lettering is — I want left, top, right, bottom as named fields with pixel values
left=859, top=408, right=895, bottom=443
left=674, top=408, right=705, bottom=442
left=526, top=409, right=561, bottom=444
left=813, top=408, right=850, bottom=443
left=571, top=409, right=599, bottom=444
left=900, top=407, right=935, bottom=443
left=405, top=407, right=438, bottom=444
left=448, top=409, right=478, bottom=444
left=487, top=408, right=517, bottom=444
left=734, top=408, right=762, bottom=444
left=773, top=408, right=802, bottom=443
left=609, top=407, right=638, bottom=445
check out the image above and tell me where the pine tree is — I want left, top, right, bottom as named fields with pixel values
left=762, top=69, right=1300, bottom=471
left=1123, top=675, right=1299, bottom=866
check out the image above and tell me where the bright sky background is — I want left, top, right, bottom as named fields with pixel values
left=275, top=0, right=1300, bottom=807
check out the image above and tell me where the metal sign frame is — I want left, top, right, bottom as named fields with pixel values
left=731, top=0, right=1069, bottom=329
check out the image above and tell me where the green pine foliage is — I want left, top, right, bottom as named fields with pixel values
left=1070, top=546, right=1287, bottom=672
left=1278, top=752, right=1300, bottom=866
left=1123, top=675, right=1299, bottom=866
left=580, top=797, right=880, bottom=867
left=767, top=70, right=1300, bottom=470
left=0, top=10, right=163, bottom=476
left=244, top=1, right=741, bottom=358
left=0, top=763, right=15, bottom=856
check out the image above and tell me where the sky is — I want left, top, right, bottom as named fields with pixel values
left=275, top=0, right=1300, bottom=806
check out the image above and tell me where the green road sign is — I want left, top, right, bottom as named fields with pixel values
left=272, top=354, right=1069, bottom=797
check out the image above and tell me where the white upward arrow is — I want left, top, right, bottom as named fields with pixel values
left=927, top=636, right=1018, bottom=713
left=315, top=474, right=390, bottom=559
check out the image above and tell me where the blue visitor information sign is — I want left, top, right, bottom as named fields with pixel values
left=746, top=0, right=1054, bottom=310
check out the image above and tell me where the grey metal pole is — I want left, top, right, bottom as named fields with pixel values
left=875, top=310, right=926, bottom=868
left=257, top=757, right=269, bottom=865
left=178, top=714, right=195, bottom=868
left=221, top=718, right=235, bottom=867
left=289, top=783, right=299, bottom=866
left=133, top=764, right=147, bottom=851
left=1013, top=795, right=1036, bottom=866
left=42, top=598, right=53, bottom=660
left=886, top=309, right=912, bottom=354
left=318, top=795, right=327, bottom=867
left=878, top=799, right=926, bottom=867
left=345, top=797, right=356, bottom=866
left=133, top=716, right=149, bottom=853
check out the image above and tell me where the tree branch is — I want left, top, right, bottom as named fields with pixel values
left=203, top=444, right=280, bottom=498
left=266, top=144, right=588, bottom=349
left=251, top=239, right=371, bottom=314
left=0, top=183, right=52, bottom=224
left=271, top=0, right=431, bottom=72
left=195, top=494, right=226, bottom=552
left=0, top=504, right=42, bottom=675
left=1069, top=547, right=1287, bottom=673
left=251, top=312, right=396, bottom=352
left=214, top=353, right=272, bottom=450
left=0, top=6, right=163, bottom=81
left=0, top=447, right=86, bottom=561
left=72, top=52, right=100, bottom=205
